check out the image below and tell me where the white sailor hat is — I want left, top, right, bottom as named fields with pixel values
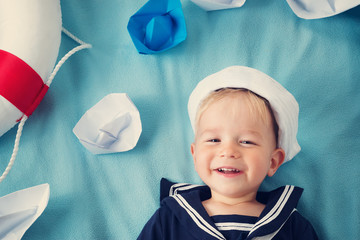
left=188, top=66, right=300, bottom=163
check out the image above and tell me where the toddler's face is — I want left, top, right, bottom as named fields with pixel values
left=191, top=92, right=284, bottom=200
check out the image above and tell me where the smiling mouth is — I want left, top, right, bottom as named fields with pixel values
left=216, top=168, right=241, bottom=174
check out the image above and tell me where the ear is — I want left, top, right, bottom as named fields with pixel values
left=267, top=148, right=285, bottom=177
left=191, top=143, right=196, bottom=165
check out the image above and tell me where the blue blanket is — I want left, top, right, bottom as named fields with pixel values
left=0, top=0, right=359, bottom=239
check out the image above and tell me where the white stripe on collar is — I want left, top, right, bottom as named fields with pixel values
left=215, top=222, right=254, bottom=231
left=169, top=183, right=189, bottom=196
left=172, top=194, right=226, bottom=240
left=169, top=183, right=202, bottom=196
left=249, top=185, right=294, bottom=235
left=252, top=209, right=297, bottom=240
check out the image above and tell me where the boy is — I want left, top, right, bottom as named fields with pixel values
left=138, top=66, right=318, bottom=239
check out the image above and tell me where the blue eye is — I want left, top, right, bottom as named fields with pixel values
left=208, top=139, right=220, bottom=143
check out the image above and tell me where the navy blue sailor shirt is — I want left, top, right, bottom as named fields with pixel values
left=137, top=178, right=318, bottom=240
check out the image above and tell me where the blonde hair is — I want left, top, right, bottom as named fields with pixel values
left=195, top=88, right=279, bottom=143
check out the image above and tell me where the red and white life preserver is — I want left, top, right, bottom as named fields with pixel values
left=0, top=0, right=91, bottom=183
left=0, top=0, right=62, bottom=137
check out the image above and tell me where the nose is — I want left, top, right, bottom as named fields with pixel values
left=219, top=141, right=241, bottom=159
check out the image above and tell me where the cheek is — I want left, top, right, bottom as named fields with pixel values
left=193, top=149, right=212, bottom=170
left=193, top=159, right=203, bottom=178
left=247, top=152, right=272, bottom=171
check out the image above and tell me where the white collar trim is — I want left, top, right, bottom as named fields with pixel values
left=215, top=222, right=254, bottom=231
left=249, top=185, right=294, bottom=235
left=172, top=194, right=226, bottom=240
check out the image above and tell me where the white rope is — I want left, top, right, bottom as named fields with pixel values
left=0, top=116, right=28, bottom=183
left=46, top=27, right=92, bottom=86
left=0, top=28, right=92, bottom=184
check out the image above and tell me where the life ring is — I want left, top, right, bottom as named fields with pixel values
left=0, top=0, right=62, bottom=137
left=0, top=0, right=92, bottom=183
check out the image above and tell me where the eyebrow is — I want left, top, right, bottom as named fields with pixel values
left=197, top=129, right=263, bottom=139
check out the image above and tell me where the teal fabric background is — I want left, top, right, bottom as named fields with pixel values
left=0, top=0, right=359, bottom=239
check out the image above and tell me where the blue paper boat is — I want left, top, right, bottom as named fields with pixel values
left=127, top=0, right=187, bottom=54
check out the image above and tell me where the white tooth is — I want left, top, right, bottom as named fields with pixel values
left=224, top=168, right=238, bottom=172
left=217, top=168, right=240, bottom=172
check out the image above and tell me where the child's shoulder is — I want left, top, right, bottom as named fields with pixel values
left=275, top=210, right=318, bottom=239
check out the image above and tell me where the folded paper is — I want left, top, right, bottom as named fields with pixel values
left=0, top=184, right=50, bottom=240
left=127, top=0, right=187, bottom=54
left=286, top=0, right=360, bottom=19
left=190, top=0, right=359, bottom=17
left=191, top=0, right=245, bottom=11
left=73, top=93, right=142, bottom=154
